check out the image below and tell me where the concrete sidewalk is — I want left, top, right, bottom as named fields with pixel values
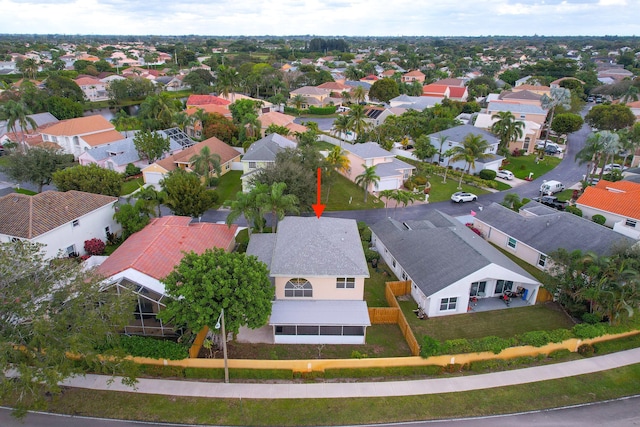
left=60, top=348, right=640, bottom=399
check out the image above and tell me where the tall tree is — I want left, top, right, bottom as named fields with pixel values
left=346, top=104, right=370, bottom=138
left=324, top=145, right=350, bottom=203
left=160, top=169, right=217, bottom=217
left=158, top=248, right=274, bottom=337
left=450, top=134, right=492, bottom=189
left=190, top=145, right=222, bottom=181
left=354, top=164, right=380, bottom=202
left=216, top=65, right=239, bottom=101
left=585, top=103, right=636, bottom=131
left=133, top=130, right=170, bottom=163
left=52, top=164, right=123, bottom=197
left=0, top=240, right=135, bottom=415
left=0, top=100, right=37, bottom=151
left=0, top=147, right=73, bottom=192
left=541, top=87, right=571, bottom=144
left=575, top=132, right=606, bottom=180
left=225, top=184, right=269, bottom=235
left=138, top=92, right=181, bottom=131
left=551, top=113, right=584, bottom=140
left=490, top=111, right=524, bottom=154
left=413, top=134, right=438, bottom=162
left=258, top=182, right=299, bottom=232
left=368, top=78, right=399, bottom=103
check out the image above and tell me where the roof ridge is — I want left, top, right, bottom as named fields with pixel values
left=28, top=195, right=34, bottom=239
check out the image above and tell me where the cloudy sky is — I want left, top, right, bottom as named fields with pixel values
left=1, top=0, right=638, bottom=37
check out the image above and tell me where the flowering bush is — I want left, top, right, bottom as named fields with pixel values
left=84, top=238, right=106, bottom=256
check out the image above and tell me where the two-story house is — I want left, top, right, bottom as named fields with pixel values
left=240, top=133, right=296, bottom=192
left=40, top=115, right=124, bottom=158
left=246, top=216, right=371, bottom=344
left=342, top=142, right=415, bottom=193
left=75, top=75, right=109, bottom=102
left=428, top=124, right=503, bottom=173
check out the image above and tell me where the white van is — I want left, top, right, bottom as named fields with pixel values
left=540, top=180, right=565, bottom=196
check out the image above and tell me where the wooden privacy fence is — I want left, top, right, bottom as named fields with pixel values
left=536, top=287, right=554, bottom=303
left=383, top=280, right=420, bottom=356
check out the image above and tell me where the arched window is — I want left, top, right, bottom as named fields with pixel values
left=284, top=278, right=312, bottom=297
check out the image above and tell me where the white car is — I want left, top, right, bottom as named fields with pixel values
left=496, top=170, right=514, bottom=180
left=450, top=191, right=477, bottom=203
left=603, top=163, right=623, bottom=172
left=535, top=141, right=564, bottom=153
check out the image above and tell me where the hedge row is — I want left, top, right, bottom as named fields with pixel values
left=119, top=335, right=189, bottom=360
left=420, top=321, right=639, bottom=358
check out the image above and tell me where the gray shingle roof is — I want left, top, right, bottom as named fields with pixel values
left=242, top=133, right=296, bottom=162
left=474, top=202, right=635, bottom=256
left=370, top=211, right=536, bottom=297
left=84, top=132, right=183, bottom=166
left=248, top=216, right=369, bottom=278
left=375, top=158, right=415, bottom=177
left=345, top=141, right=392, bottom=159
left=487, top=102, right=546, bottom=115
left=428, top=124, right=499, bottom=145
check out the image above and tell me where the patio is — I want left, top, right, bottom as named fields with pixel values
left=468, top=295, right=531, bottom=313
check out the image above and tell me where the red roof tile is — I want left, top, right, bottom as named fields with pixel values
left=186, top=94, right=231, bottom=107
left=576, top=180, right=640, bottom=220
left=96, top=216, right=238, bottom=281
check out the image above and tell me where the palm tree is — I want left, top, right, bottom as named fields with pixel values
left=190, top=146, right=222, bottom=182
left=0, top=100, right=37, bottom=152
left=352, top=86, right=366, bottom=105
left=346, top=104, right=370, bottom=139
left=620, top=86, right=639, bottom=104
left=355, top=164, right=380, bottom=202
left=216, top=65, right=239, bottom=102
left=332, top=114, right=350, bottom=141
left=576, top=132, right=606, bottom=182
left=258, top=182, right=299, bottom=232
left=111, top=109, right=137, bottom=137
left=450, top=134, right=492, bottom=189
left=378, top=189, right=395, bottom=217
left=136, top=185, right=166, bottom=217
left=441, top=148, right=456, bottom=183
left=491, top=111, right=524, bottom=154
left=138, top=92, right=179, bottom=131
left=225, top=185, right=269, bottom=236
left=436, top=135, right=449, bottom=163
left=618, top=123, right=640, bottom=169
left=541, top=87, right=571, bottom=146
left=341, top=91, right=352, bottom=105
left=324, top=145, right=350, bottom=203
left=290, top=94, right=305, bottom=110
left=597, top=130, right=621, bottom=180
left=501, top=193, right=521, bottom=211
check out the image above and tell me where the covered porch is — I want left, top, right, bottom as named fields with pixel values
left=468, top=294, right=531, bottom=313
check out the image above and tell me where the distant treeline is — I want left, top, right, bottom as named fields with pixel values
left=306, top=38, right=349, bottom=53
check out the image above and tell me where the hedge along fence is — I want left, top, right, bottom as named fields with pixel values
left=129, top=329, right=640, bottom=374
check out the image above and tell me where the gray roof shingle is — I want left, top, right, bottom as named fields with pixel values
left=370, top=211, right=536, bottom=297
left=474, top=202, right=635, bottom=256
left=242, top=133, right=296, bottom=162
left=428, top=124, right=499, bottom=145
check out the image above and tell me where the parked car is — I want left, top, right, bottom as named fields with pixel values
left=496, top=170, right=514, bottom=180
left=536, top=141, right=564, bottom=153
left=603, top=163, right=623, bottom=172
left=450, top=191, right=477, bottom=203
left=544, top=145, right=561, bottom=155
left=587, top=96, right=595, bottom=102
left=533, top=195, right=568, bottom=211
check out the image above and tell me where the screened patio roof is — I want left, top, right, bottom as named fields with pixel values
left=269, top=300, right=371, bottom=326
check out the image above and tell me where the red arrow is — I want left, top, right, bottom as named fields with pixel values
left=312, top=167, right=326, bottom=218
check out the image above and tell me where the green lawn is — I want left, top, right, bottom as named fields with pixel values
left=399, top=302, right=575, bottom=342
left=14, top=188, right=37, bottom=195
left=5, top=364, right=640, bottom=426
left=213, top=170, right=242, bottom=207
left=501, top=154, right=561, bottom=180
left=426, top=176, right=491, bottom=203
left=364, top=262, right=398, bottom=307
left=324, top=174, right=385, bottom=211
left=120, top=177, right=144, bottom=196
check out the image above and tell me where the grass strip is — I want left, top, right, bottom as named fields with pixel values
left=4, top=364, right=640, bottom=426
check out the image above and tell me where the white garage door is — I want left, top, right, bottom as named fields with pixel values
left=375, top=178, right=399, bottom=192
left=144, top=172, right=164, bottom=185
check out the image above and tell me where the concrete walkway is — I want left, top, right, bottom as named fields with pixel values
left=60, top=348, right=640, bottom=399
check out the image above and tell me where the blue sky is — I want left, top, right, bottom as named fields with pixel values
left=1, top=0, right=638, bottom=37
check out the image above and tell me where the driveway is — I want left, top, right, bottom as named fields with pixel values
left=293, top=116, right=335, bottom=131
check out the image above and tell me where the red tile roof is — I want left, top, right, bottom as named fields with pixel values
left=96, top=216, right=237, bottom=281
left=449, top=86, right=468, bottom=98
left=43, top=115, right=115, bottom=136
left=186, top=94, right=231, bottom=107
left=153, top=137, right=239, bottom=172
left=0, top=190, right=117, bottom=239
left=576, top=180, right=640, bottom=220
left=422, top=84, right=449, bottom=95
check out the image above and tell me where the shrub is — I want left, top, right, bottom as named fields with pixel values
left=351, top=350, right=369, bottom=359
left=547, top=328, right=573, bottom=343
left=84, top=238, right=106, bottom=256
left=573, top=323, right=607, bottom=339
left=119, top=335, right=189, bottom=360
left=518, top=331, right=551, bottom=347
left=548, top=349, right=572, bottom=359
left=440, top=338, right=472, bottom=354
left=364, top=248, right=379, bottom=263
left=582, top=312, right=602, bottom=324
left=420, top=336, right=441, bottom=358
left=474, top=336, right=515, bottom=354
left=479, top=169, right=496, bottom=180
left=124, top=163, right=141, bottom=177
left=308, top=105, right=337, bottom=115
left=577, top=343, right=595, bottom=357
left=360, top=228, right=372, bottom=243
left=208, top=176, right=219, bottom=187
left=565, top=206, right=582, bottom=217
left=592, top=214, right=606, bottom=225
left=412, top=175, right=427, bottom=185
